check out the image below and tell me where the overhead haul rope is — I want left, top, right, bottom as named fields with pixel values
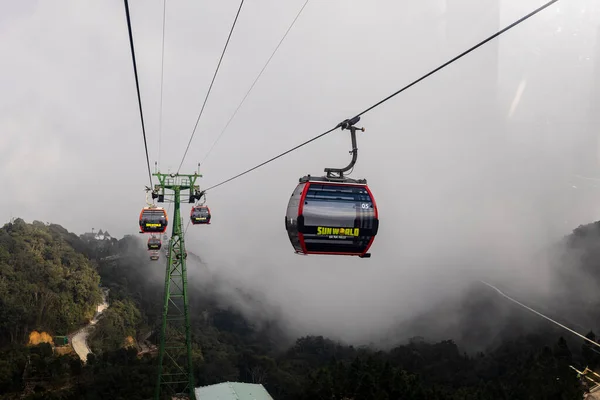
left=185, top=1, right=309, bottom=238
left=157, top=0, right=167, bottom=170
left=184, top=217, right=191, bottom=235
left=177, top=0, right=246, bottom=173
left=201, top=0, right=559, bottom=193
left=480, top=281, right=600, bottom=349
left=123, top=0, right=153, bottom=187
left=200, top=0, right=310, bottom=167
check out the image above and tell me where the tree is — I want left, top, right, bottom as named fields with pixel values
left=582, top=331, right=599, bottom=369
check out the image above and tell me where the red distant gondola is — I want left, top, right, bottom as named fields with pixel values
left=190, top=205, right=211, bottom=225
left=148, top=236, right=161, bottom=250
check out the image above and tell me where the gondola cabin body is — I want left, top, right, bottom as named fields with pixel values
left=139, top=207, right=168, bottom=233
left=190, top=206, right=211, bottom=225
left=147, top=236, right=161, bottom=250
left=149, top=251, right=160, bottom=261
left=285, top=178, right=379, bottom=257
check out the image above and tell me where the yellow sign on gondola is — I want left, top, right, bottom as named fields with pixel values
left=146, top=223, right=162, bottom=227
left=316, top=227, right=359, bottom=237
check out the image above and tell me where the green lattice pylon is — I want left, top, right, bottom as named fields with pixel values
left=153, top=172, right=201, bottom=400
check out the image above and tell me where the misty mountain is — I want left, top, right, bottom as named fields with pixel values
left=382, top=220, right=600, bottom=356
left=1, top=218, right=597, bottom=399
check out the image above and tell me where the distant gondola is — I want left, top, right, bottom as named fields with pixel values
left=139, top=207, right=168, bottom=233
left=190, top=205, right=211, bottom=225
left=285, top=177, right=378, bottom=257
left=284, top=116, right=378, bottom=258
left=147, top=236, right=161, bottom=250
left=149, top=251, right=160, bottom=261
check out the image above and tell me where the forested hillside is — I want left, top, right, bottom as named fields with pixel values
left=0, top=219, right=102, bottom=346
left=2, top=218, right=600, bottom=399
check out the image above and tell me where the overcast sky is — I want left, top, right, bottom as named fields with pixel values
left=2, top=0, right=600, bottom=344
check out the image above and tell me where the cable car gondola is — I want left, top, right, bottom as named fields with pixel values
left=147, top=236, right=161, bottom=250
left=149, top=251, right=160, bottom=261
left=286, top=178, right=378, bottom=257
left=190, top=205, right=211, bottom=225
left=285, top=117, right=379, bottom=258
left=139, top=206, right=168, bottom=233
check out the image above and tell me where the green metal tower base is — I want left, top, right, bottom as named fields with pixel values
left=153, top=172, right=202, bottom=400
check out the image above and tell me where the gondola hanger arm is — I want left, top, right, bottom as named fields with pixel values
left=325, top=116, right=365, bottom=180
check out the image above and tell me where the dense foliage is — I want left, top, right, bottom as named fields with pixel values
left=87, top=298, right=141, bottom=353
left=0, top=219, right=102, bottom=346
left=2, top=219, right=600, bottom=399
left=0, top=333, right=584, bottom=399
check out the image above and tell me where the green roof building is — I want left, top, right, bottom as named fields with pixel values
left=194, top=382, right=274, bottom=400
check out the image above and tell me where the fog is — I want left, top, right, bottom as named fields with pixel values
left=2, top=0, right=600, bottom=347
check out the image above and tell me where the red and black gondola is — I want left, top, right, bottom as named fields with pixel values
left=284, top=116, right=378, bottom=258
left=147, top=236, right=161, bottom=250
left=149, top=250, right=160, bottom=261
left=190, top=205, right=211, bottom=225
left=139, top=207, right=168, bottom=233
left=285, top=176, right=379, bottom=258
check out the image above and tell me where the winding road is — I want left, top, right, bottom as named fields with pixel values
left=70, top=288, right=109, bottom=363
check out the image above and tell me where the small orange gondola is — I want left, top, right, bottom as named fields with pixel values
left=139, top=207, right=168, bottom=233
